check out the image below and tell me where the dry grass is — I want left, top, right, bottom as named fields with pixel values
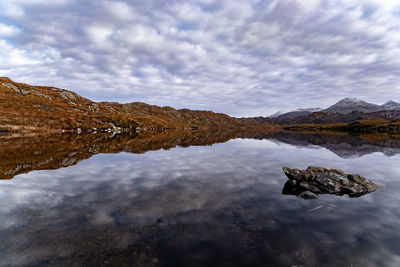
left=0, top=77, right=280, bottom=133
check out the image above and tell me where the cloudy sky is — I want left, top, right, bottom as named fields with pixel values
left=1, top=0, right=400, bottom=116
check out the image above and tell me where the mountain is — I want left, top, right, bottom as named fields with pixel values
left=257, top=98, right=400, bottom=126
left=0, top=77, right=278, bottom=133
left=274, top=108, right=322, bottom=119
left=268, top=111, right=285, bottom=118
left=268, top=98, right=400, bottom=119
left=320, top=97, right=381, bottom=114
left=380, top=100, right=400, bottom=110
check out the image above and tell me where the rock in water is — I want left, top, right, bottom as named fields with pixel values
left=282, top=166, right=382, bottom=199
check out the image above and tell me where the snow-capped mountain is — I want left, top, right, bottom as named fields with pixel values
left=268, top=98, right=400, bottom=118
left=380, top=100, right=400, bottom=110
left=320, top=97, right=381, bottom=114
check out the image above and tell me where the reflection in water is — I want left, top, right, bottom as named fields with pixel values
left=264, top=132, right=400, bottom=158
left=0, top=129, right=248, bottom=179
left=282, top=180, right=376, bottom=199
left=2, top=131, right=400, bottom=180
left=0, top=131, right=400, bottom=266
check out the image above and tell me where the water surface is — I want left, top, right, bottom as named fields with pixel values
left=0, top=132, right=399, bottom=266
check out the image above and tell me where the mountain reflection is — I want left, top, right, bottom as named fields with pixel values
left=1, top=130, right=400, bottom=179
left=263, top=132, right=400, bottom=158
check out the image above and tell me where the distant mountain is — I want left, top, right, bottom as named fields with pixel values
left=274, top=108, right=322, bottom=119
left=320, top=97, right=381, bottom=114
left=268, top=111, right=285, bottom=118
left=381, top=100, right=400, bottom=110
left=255, top=109, right=400, bottom=125
left=266, top=98, right=400, bottom=121
left=246, top=98, right=400, bottom=126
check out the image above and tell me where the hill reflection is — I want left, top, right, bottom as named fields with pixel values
left=1, top=130, right=400, bottom=179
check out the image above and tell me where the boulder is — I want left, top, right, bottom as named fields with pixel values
left=282, top=166, right=382, bottom=199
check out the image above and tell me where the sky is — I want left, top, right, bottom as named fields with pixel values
left=0, top=0, right=400, bottom=117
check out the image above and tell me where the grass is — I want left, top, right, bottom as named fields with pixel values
left=0, top=77, right=280, bottom=133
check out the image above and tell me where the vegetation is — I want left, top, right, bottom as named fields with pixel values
left=0, top=77, right=279, bottom=133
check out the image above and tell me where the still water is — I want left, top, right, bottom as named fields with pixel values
left=0, top=132, right=399, bottom=266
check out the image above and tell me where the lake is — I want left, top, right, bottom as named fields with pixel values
left=0, top=131, right=399, bottom=266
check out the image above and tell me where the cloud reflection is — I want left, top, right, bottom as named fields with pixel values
left=0, top=138, right=399, bottom=265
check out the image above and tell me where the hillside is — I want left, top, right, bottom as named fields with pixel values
left=0, top=77, right=278, bottom=133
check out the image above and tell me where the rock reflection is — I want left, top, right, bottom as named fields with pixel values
left=282, top=180, right=377, bottom=199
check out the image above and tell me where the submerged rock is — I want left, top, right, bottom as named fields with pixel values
left=282, top=166, right=383, bottom=199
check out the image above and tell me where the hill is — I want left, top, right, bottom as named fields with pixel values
left=0, top=77, right=278, bottom=133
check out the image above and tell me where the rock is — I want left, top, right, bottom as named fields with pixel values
left=31, top=89, right=52, bottom=100
left=58, top=90, right=79, bottom=101
left=88, top=103, right=100, bottom=113
left=282, top=166, right=382, bottom=198
left=2, top=82, right=30, bottom=94
left=2, top=82, right=20, bottom=92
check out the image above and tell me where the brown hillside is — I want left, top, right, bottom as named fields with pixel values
left=0, top=77, right=278, bottom=133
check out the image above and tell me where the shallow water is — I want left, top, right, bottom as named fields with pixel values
left=0, top=132, right=400, bottom=266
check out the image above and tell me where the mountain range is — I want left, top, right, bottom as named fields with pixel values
left=241, top=97, right=400, bottom=126
left=270, top=97, right=400, bottom=119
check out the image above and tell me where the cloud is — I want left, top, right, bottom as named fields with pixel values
left=0, top=0, right=400, bottom=116
left=0, top=23, right=20, bottom=37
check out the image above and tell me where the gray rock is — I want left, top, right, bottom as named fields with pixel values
left=31, top=89, right=52, bottom=100
left=88, top=103, right=100, bottom=112
left=58, top=90, right=79, bottom=101
left=2, top=82, right=30, bottom=94
left=282, top=166, right=382, bottom=198
left=2, top=82, right=19, bottom=92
